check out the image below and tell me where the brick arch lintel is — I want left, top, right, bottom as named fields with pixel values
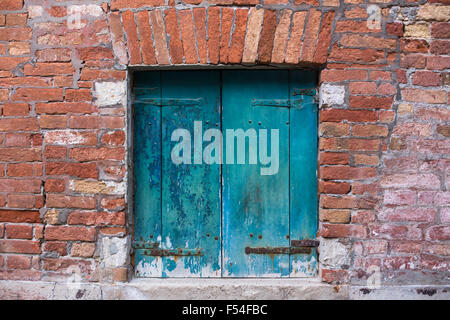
left=108, top=6, right=337, bottom=67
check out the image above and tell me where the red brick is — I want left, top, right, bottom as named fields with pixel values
left=122, top=11, right=142, bottom=65
left=285, top=11, right=307, bottom=64
left=219, top=8, right=234, bottom=64
left=0, top=28, right=31, bottom=41
left=0, top=118, right=39, bottom=132
left=396, top=69, right=407, bottom=84
left=319, top=152, right=350, bottom=165
left=44, top=146, right=67, bottom=160
left=101, top=131, right=126, bottom=146
left=0, top=148, right=41, bottom=162
left=427, top=56, right=450, bottom=70
left=2, top=103, right=29, bottom=116
left=319, top=181, right=351, bottom=194
left=320, top=69, right=367, bottom=82
left=6, top=224, right=33, bottom=239
left=7, top=163, right=33, bottom=177
left=45, top=226, right=96, bottom=241
left=46, top=194, right=96, bottom=209
left=352, top=125, right=388, bottom=137
left=69, top=147, right=125, bottom=162
left=400, top=39, right=429, bottom=53
left=13, top=88, right=63, bottom=102
left=48, top=6, right=66, bottom=18
left=78, top=47, right=114, bottom=61
left=44, top=179, right=65, bottom=193
left=314, top=11, right=335, bottom=64
left=301, top=9, right=321, bottom=62
left=43, top=241, right=67, bottom=256
left=80, top=69, right=126, bottom=81
left=392, top=241, right=422, bottom=254
left=320, top=123, right=350, bottom=137
left=207, top=7, right=220, bottom=64
left=179, top=9, right=199, bottom=64
left=349, top=82, right=377, bottom=95
left=46, top=162, right=98, bottom=179
left=386, top=23, right=404, bottom=36
left=135, top=11, right=156, bottom=65
left=164, top=8, right=183, bottom=65
left=425, top=226, right=450, bottom=241
left=193, top=8, right=207, bottom=64
left=7, top=194, right=34, bottom=209
left=380, top=207, right=436, bottom=223
left=101, top=198, right=126, bottom=211
left=0, top=210, right=41, bottom=223
left=68, top=211, right=126, bottom=226
left=431, top=22, right=450, bottom=39
left=320, top=109, right=378, bottom=122
left=0, top=179, right=41, bottom=193
left=401, top=89, right=447, bottom=104
left=329, top=46, right=384, bottom=63
left=24, top=63, right=74, bottom=76
left=228, top=8, right=248, bottom=64
left=6, top=255, right=31, bottom=270
left=65, top=89, right=92, bottom=102
left=0, top=0, right=24, bottom=10
left=335, top=20, right=380, bottom=33
left=40, top=115, right=67, bottom=129
left=257, top=10, right=277, bottom=64
left=149, top=10, right=170, bottom=65
left=111, top=0, right=165, bottom=10
left=321, top=269, right=349, bottom=284
left=36, top=102, right=96, bottom=114
left=42, top=258, right=92, bottom=278
left=36, top=48, right=72, bottom=62
left=349, top=96, right=393, bottom=109
left=320, top=166, right=377, bottom=180
left=430, top=40, right=450, bottom=55
left=0, top=240, right=41, bottom=254
left=321, top=223, right=366, bottom=238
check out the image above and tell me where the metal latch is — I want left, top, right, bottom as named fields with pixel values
left=133, top=241, right=204, bottom=257
left=245, top=240, right=319, bottom=255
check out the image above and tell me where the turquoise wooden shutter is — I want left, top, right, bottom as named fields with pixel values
left=222, top=70, right=318, bottom=277
left=133, top=70, right=317, bottom=278
left=134, top=71, right=221, bottom=277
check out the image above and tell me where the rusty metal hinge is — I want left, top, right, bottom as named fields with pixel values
left=245, top=239, right=319, bottom=255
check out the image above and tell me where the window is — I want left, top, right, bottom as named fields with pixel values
left=133, top=70, right=318, bottom=277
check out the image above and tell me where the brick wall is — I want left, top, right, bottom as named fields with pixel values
left=0, top=0, right=448, bottom=285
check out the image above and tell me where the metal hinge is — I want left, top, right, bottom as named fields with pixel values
left=134, top=97, right=204, bottom=106
left=292, top=88, right=319, bottom=104
left=133, top=241, right=204, bottom=257
left=245, top=239, right=319, bottom=255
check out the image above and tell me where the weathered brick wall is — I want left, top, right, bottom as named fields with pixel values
left=0, top=0, right=448, bottom=286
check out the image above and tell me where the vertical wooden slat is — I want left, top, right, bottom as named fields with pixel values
left=161, top=71, right=221, bottom=277
left=134, top=71, right=162, bottom=277
left=222, top=70, right=290, bottom=277
left=289, top=70, right=318, bottom=277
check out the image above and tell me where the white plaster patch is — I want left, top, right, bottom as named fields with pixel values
left=101, top=237, right=129, bottom=268
left=94, top=81, right=127, bottom=107
left=320, top=84, right=345, bottom=107
left=68, top=5, right=103, bottom=17
left=28, top=5, right=43, bottom=19
left=319, top=238, right=349, bottom=268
